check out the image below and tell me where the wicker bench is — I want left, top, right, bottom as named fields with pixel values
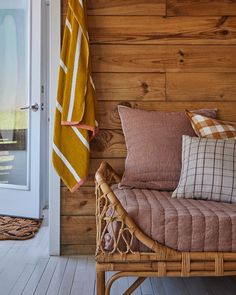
left=95, top=161, right=236, bottom=295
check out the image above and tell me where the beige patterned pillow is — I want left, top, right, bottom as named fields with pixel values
left=172, top=136, right=236, bottom=203
left=186, top=110, right=236, bottom=139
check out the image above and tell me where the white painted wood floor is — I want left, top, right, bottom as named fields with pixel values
left=1, top=224, right=236, bottom=295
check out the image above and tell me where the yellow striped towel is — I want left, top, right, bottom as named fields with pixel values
left=52, top=0, right=97, bottom=192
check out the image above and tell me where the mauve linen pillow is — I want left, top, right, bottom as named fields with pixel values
left=118, top=106, right=217, bottom=190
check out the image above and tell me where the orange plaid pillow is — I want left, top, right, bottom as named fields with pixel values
left=186, top=110, right=236, bottom=139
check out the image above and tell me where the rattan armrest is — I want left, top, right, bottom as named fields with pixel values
left=95, top=161, right=121, bottom=187
left=95, top=162, right=175, bottom=260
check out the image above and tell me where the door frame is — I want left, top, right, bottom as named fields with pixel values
left=49, top=0, right=60, bottom=256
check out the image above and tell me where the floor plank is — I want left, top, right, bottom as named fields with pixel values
left=0, top=227, right=48, bottom=294
left=21, top=258, right=50, bottom=295
left=34, top=257, right=59, bottom=295
left=57, top=257, right=77, bottom=295
left=150, top=277, right=166, bottom=295
left=141, top=278, right=154, bottom=295
left=46, top=257, right=68, bottom=295
left=0, top=226, right=236, bottom=295
left=162, top=277, right=190, bottom=295
left=183, top=277, right=213, bottom=295
left=71, top=256, right=96, bottom=295
left=202, top=277, right=236, bottom=295
left=9, top=264, right=37, bottom=295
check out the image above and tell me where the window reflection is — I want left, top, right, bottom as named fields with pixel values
left=0, top=1, right=28, bottom=187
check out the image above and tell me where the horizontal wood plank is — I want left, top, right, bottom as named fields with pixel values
left=97, top=101, right=236, bottom=130
left=61, top=0, right=166, bottom=16
left=93, top=73, right=165, bottom=101
left=61, top=187, right=96, bottom=216
left=90, top=102, right=236, bottom=158
left=167, top=0, right=236, bottom=16
left=61, top=158, right=125, bottom=187
left=88, top=16, right=236, bottom=45
left=166, top=73, right=236, bottom=101
left=91, top=130, right=126, bottom=158
left=61, top=216, right=96, bottom=245
left=91, top=45, right=236, bottom=73
left=60, top=244, right=96, bottom=255
left=88, top=0, right=166, bottom=16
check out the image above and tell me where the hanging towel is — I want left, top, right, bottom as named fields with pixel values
left=53, top=0, right=97, bottom=192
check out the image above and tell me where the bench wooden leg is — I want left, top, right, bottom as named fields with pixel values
left=124, top=277, right=146, bottom=295
left=97, top=271, right=105, bottom=295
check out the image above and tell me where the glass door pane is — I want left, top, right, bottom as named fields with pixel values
left=0, top=0, right=29, bottom=188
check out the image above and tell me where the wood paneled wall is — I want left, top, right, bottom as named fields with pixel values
left=60, top=0, right=236, bottom=255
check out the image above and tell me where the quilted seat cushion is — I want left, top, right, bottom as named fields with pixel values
left=110, top=186, right=236, bottom=252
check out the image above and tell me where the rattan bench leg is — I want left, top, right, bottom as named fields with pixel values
left=97, top=271, right=105, bottom=295
left=123, top=277, right=146, bottom=295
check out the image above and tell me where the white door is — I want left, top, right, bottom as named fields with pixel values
left=0, top=0, right=42, bottom=218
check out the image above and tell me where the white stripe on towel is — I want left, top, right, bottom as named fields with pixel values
left=56, top=101, right=63, bottom=113
left=90, top=76, right=95, bottom=89
left=53, top=143, right=81, bottom=182
left=72, top=127, right=90, bottom=150
left=65, top=18, right=72, bottom=33
left=67, top=27, right=82, bottom=122
left=60, top=60, right=68, bottom=74
left=57, top=100, right=89, bottom=150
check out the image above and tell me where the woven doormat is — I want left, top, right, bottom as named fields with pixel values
left=0, top=216, right=42, bottom=240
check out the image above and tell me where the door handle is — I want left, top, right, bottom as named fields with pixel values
left=20, top=103, right=39, bottom=112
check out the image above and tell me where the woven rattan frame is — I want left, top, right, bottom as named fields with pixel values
left=95, top=161, right=236, bottom=295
